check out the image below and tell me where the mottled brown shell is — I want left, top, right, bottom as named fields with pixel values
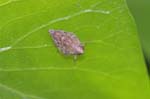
left=49, top=30, right=84, bottom=56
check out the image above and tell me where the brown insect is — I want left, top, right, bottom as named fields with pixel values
left=49, top=29, right=84, bottom=60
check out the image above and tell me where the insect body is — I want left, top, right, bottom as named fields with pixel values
left=49, top=30, right=84, bottom=60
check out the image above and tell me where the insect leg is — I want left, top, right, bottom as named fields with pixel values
left=73, top=55, right=77, bottom=62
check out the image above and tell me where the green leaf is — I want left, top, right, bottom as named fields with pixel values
left=127, top=0, right=150, bottom=71
left=0, top=0, right=149, bottom=99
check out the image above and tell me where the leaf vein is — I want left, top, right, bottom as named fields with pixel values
left=0, top=83, right=45, bottom=99
left=0, top=0, right=20, bottom=7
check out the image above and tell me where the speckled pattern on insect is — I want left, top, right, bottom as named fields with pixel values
left=49, top=29, right=84, bottom=60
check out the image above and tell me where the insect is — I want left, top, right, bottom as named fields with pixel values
left=49, top=29, right=84, bottom=61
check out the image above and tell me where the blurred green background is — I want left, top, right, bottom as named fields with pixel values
left=127, top=0, right=150, bottom=73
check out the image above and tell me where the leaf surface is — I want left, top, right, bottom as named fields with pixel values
left=0, top=0, right=149, bottom=99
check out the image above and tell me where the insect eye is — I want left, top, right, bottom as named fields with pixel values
left=49, top=30, right=55, bottom=34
